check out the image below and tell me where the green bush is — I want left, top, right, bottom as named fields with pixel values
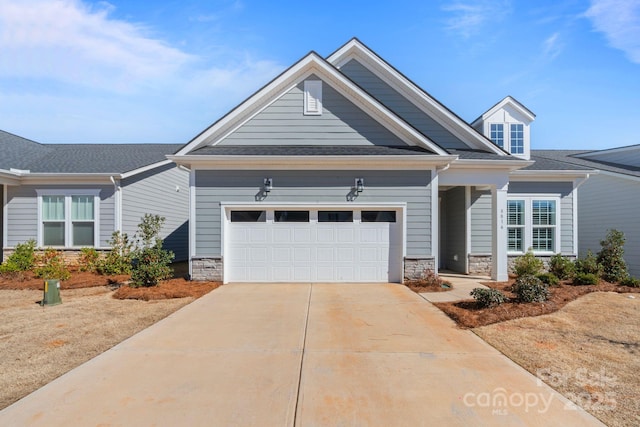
left=619, top=276, right=640, bottom=288
left=34, top=248, right=71, bottom=281
left=597, top=229, right=628, bottom=283
left=97, top=231, right=132, bottom=275
left=0, top=239, right=37, bottom=273
left=78, top=247, right=100, bottom=272
left=512, top=249, right=544, bottom=277
left=574, top=250, right=601, bottom=276
left=549, top=253, right=575, bottom=280
left=130, top=214, right=174, bottom=287
left=537, top=272, right=560, bottom=287
left=470, top=288, right=507, bottom=308
left=573, top=272, right=599, bottom=286
left=513, top=274, right=549, bottom=303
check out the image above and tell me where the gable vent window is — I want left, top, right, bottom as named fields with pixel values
left=304, top=80, right=322, bottom=115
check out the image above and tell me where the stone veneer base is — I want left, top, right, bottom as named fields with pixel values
left=191, top=257, right=224, bottom=281
left=403, top=257, right=436, bottom=281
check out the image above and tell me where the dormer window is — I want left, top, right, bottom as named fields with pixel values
left=510, top=124, right=524, bottom=154
left=490, top=124, right=504, bottom=149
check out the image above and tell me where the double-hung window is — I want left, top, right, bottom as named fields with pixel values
left=510, top=124, right=524, bottom=154
left=507, top=197, right=559, bottom=254
left=38, top=190, right=100, bottom=247
left=490, top=124, right=504, bottom=149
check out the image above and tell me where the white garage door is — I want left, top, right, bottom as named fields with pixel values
left=225, top=209, right=402, bottom=283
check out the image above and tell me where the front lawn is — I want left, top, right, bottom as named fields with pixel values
left=474, top=292, right=639, bottom=427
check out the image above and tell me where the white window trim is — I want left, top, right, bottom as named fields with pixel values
left=509, top=123, right=524, bottom=155
left=36, top=189, right=101, bottom=248
left=303, top=80, right=322, bottom=115
left=489, top=123, right=505, bottom=149
left=507, top=195, right=561, bottom=255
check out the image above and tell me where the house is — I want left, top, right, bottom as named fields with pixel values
left=0, top=130, right=189, bottom=263
left=168, top=38, right=594, bottom=284
left=533, top=147, right=640, bottom=277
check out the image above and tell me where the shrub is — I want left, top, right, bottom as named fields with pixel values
left=34, top=248, right=71, bottom=281
left=574, top=251, right=601, bottom=276
left=597, top=229, right=628, bottom=283
left=130, top=214, right=174, bottom=287
left=470, top=288, right=507, bottom=308
left=97, top=231, right=133, bottom=275
left=512, top=274, right=549, bottom=303
left=573, top=272, right=599, bottom=286
left=0, top=239, right=36, bottom=273
left=78, top=247, right=100, bottom=272
left=411, top=269, right=450, bottom=288
left=620, top=276, right=640, bottom=288
left=537, top=272, right=560, bottom=287
left=512, top=249, right=544, bottom=277
left=549, top=253, right=575, bottom=280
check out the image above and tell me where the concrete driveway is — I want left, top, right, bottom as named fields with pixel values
left=1, top=283, right=602, bottom=426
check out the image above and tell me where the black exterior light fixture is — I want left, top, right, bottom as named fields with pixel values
left=355, top=178, right=364, bottom=193
left=264, top=178, right=273, bottom=192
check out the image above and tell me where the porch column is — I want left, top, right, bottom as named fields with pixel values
left=491, top=182, right=509, bottom=281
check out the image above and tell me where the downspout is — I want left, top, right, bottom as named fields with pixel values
left=110, top=176, right=122, bottom=235
left=572, top=173, right=590, bottom=259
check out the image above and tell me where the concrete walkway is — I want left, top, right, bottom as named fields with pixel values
left=421, top=272, right=491, bottom=302
left=1, top=283, right=603, bottom=426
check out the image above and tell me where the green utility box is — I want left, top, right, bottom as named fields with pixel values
left=42, top=279, right=62, bottom=306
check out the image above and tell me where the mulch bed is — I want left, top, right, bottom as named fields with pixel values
left=0, top=270, right=129, bottom=290
left=404, top=279, right=453, bottom=293
left=435, top=279, right=640, bottom=329
left=112, top=278, right=221, bottom=300
left=0, top=269, right=221, bottom=300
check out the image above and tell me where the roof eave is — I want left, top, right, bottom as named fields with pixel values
left=451, top=159, right=533, bottom=171
left=168, top=154, right=458, bottom=170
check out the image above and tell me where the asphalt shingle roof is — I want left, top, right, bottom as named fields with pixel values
left=0, top=130, right=182, bottom=174
left=532, top=150, right=640, bottom=177
left=190, top=145, right=437, bottom=156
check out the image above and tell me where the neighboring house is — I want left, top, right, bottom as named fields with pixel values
left=0, top=130, right=189, bottom=263
left=168, top=38, right=593, bottom=284
left=534, top=147, right=640, bottom=277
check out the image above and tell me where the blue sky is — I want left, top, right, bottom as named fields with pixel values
left=0, top=0, right=638, bottom=150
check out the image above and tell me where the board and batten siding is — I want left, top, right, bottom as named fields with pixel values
left=441, top=187, right=466, bottom=272
left=5, top=184, right=115, bottom=247
left=508, top=181, right=574, bottom=254
left=195, top=170, right=432, bottom=258
left=338, top=59, right=469, bottom=150
left=121, top=164, right=190, bottom=261
left=220, top=74, right=405, bottom=147
left=578, top=174, right=640, bottom=276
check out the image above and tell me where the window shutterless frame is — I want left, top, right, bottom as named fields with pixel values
left=36, top=189, right=101, bottom=248
left=506, top=196, right=560, bottom=254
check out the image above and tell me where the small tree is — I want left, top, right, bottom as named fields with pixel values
left=97, top=231, right=133, bottom=275
left=512, top=249, right=544, bottom=277
left=597, top=229, right=628, bottom=283
left=130, top=214, right=174, bottom=287
left=0, top=239, right=36, bottom=273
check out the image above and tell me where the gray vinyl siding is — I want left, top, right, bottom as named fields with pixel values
left=0, top=185, right=3, bottom=261
left=121, top=164, right=189, bottom=261
left=6, top=184, right=115, bottom=247
left=470, top=188, right=492, bottom=253
left=578, top=174, right=640, bottom=276
left=441, top=187, right=466, bottom=272
left=339, top=59, right=469, bottom=150
left=508, top=181, right=574, bottom=254
left=220, top=75, right=406, bottom=147
left=195, top=170, right=432, bottom=257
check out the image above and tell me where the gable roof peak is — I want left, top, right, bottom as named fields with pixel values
left=473, top=96, right=536, bottom=125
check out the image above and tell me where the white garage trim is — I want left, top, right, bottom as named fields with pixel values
left=221, top=203, right=406, bottom=283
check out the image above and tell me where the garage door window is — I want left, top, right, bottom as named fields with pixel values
left=318, top=211, right=353, bottom=222
left=361, top=211, right=396, bottom=222
left=231, top=211, right=266, bottom=222
left=274, top=210, right=309, bottom=222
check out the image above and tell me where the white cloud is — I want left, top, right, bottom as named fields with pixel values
left=584, top=0, right=640, bottom=64
left=0, top=0, right=284, bottom=142
left=442, top=1, right=512, bottom=38
left=542, top=32, right=563, bottom=60
left=0, top=0, right=282, bottom=94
